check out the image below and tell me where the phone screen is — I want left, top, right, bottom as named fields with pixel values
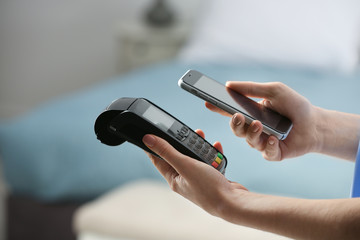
left=191, top=75, right=292, bottom=133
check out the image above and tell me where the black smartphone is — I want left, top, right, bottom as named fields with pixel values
left=178, top=70, right=293, bottom=140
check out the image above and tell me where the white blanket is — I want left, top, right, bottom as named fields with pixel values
left=73, top=180, right=291, bottom=240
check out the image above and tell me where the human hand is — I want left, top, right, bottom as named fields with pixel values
left=142, top=130, right=248, bottom=218
left=206, top=82, right=319, bottom=161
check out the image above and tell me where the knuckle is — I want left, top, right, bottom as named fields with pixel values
left=271, top=82, right=286, bottom=94
left=168, top=178, right=179, bottom=193
left=246, top=130, right=257, bottom=142
left=264, top=148, right=281, bottom=161
left=246, top=138, right=255, bottom=148
left=273, top=81, right=285, bottom=88
left=247, top=132, right=264, bottom=151
left=263, top=153, right=275, bottom=161
left=264, top=149, right=275, bottom=160
left=263, top=153, right=271, bottom=161
left=234, top=127, right=244, bottom=137
left=230, top=123, right=243, bottom=137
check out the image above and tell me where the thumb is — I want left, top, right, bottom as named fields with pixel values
left=226, top=81, right=278, bottom=99
left=143, top=134, right=199, bottom=177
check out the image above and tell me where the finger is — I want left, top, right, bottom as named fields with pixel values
left=205, top=102, right=232, bottom=117
left=195, top=129, right=205, bottom=138
left=246, top=120, right=265, bottom=150
left=230, top=113, right=247, bottom=137
left=262, top=136, right=282, bottom=161
left=262, top=99, right=274, bottom=110
left=196, top=129, right=223, bottom=153
left=143, top=134, right=197, bottom=177
left=226, top=81, right=279, bottom=99
left=213, top=141, right=223, bottom=154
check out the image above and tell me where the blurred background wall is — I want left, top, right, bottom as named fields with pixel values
left=0, top=1, right=202, bottom=239
left=0, top=1, right=359, bottom=239
left=0, top=0, right=201, bottom=119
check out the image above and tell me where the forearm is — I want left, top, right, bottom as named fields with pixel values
left=221, top=190, right=360, bottom=240
left=314, top=107, right=360, bottom=161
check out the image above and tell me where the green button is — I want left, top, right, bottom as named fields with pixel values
left=217, top=152, right=223, bottom=160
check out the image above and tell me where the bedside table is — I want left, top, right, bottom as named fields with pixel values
left=115, top=20, right=190, bottom=73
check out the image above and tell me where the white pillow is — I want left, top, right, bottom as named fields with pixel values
left=179, top=0, right=360, bottom=73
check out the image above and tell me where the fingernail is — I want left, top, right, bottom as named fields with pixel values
left=268, top=139, right=275, bottom=145
left=143, top=135, right=156, bottom=147
left=232, top=114, right=241, bottom=126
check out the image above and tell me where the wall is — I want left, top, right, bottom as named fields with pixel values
left=0, top=1, right=201, bottom=239
left=0, top=0, right=201, bottom=119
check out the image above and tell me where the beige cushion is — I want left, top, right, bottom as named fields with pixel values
left=73, top=180, right=290, bottom=240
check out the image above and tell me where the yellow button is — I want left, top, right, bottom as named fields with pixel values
left=215, top=157, right=222, bottom=164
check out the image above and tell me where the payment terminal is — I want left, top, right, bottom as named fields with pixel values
left=94, top=97, right=227, bottom=174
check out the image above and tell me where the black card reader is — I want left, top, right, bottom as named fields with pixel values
left=94, top=97, right=227, bottom=174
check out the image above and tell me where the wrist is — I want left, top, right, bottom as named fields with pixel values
left=220, top=190, right=288, bottom=232
left=314, top=106, right=360, bottom=160
left=219, top=189, right=360, bottom=239
left=312, top=106, right=328, bottom=155
left=219, top=188, right=252, bottom=225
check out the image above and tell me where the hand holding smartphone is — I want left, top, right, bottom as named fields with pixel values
left=178, top=70, right=293, bottom=140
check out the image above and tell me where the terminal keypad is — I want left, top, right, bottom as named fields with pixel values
left=178, top=129, right=223, bottom=170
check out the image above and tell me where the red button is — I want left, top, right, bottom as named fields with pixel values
left=211, top=161, right=219, bottom=168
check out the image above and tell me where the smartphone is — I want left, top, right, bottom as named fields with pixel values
left=178, top=70, right=293, bottom=140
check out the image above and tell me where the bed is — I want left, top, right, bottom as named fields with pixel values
left=1, top=0, right=360, bottom=239
left=1, top=60, right=360, bottom=239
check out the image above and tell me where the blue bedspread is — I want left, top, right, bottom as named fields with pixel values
left=0, top=60, right=359, bottom=201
